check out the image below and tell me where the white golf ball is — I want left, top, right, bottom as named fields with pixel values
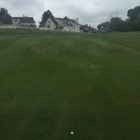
left=71, top=131, right=74, bottom=134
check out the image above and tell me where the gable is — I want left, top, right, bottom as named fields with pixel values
left=39, top=16, right=59, bottom=28
left=45, top=17, right=57, bottom=28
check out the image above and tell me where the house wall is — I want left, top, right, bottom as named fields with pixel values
left=55, top=18, right=80, bottom=32
left=0, top=22, right=13, bottom=27
left=75, top=25, right=80, bottom=32
left=12, top=18, right=36, bottom=27
left=20, top=22, right=36, bottom=26
left=0, top=24, right=14, bottom=29
left=44, top=17, right=56, bottom=30
left=12, top=18, right=20, bottom=26
left=63, top=24, right=80, bottom=32
left=39, top=17, right=80, bottom=32
left=4, top=24, right=13, bottom=26
left=39, top=17, right=56, bottom=30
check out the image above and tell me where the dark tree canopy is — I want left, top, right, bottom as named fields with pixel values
left=110, top=17, right=123, bottom=31
left=41, top=10, right=53, bottom=22
left=0, top=8, right=10, bottom=16
left=97, top=21, right=111, bottom=33
left=127, top=6, right=140, bottom=21
left=97, top=5, right=140, bottom=33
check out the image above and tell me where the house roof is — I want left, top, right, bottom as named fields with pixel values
left=50, top=16, right=59, bottom=26
left=55, top=17, right=79, bottom=25
left=12, top=17, right=21, bottom=19
left=39, top=21, right=46, bottom=27
left=12, top=17, right=35, bottom=23
left=55, top=18, right=64, bottom=21
left=39, top=16, right=59, bottom=27
left=0, top=15, right=12, bottom=24
left=21, top=17, right=35, bottom=23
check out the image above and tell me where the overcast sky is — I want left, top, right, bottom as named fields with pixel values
left=0, top=0, right=140, bottom=27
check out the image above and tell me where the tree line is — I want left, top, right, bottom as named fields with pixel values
left=97, top=5, right=140, bottom=33
left=0, top=8, right=10, bottom=16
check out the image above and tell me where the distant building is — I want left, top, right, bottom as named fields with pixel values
left=0, top=15, right=36, bottom=28
left=80, top=24, right=94, bottom=33
left=39, top=16, right=80, bottom=32
left=12, top=15, right=36, bottom=27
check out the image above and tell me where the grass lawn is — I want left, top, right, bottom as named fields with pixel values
left=0, top=29, right=140, bottom=140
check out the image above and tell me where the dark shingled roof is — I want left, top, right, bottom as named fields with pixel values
left=0, top=15, right=12, bottom=24
left=50, top=16, right=59, bottom=26
left=12, top=17, right=21, bottom=19
left=12, top=17, right=35, bottom=23
left=39, top=21, right=46, bottom=27
left=21, top=17, right=35, bottom=23
left=55, top=18, right=64, bottom=21
left=55, top=17, right=78, bottom=25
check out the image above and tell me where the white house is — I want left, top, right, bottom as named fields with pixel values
left=12, top=15, right=36, bottom=27
left=0, top=15, right=36, bottom=29
left=39, top=16, right=80, bottom=32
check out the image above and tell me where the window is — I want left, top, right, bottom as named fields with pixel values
left=49, top=21, right=51, bottom=24
left=47, top=25, right=50, bottom=28
left=63, top=23, right=67, bottom=27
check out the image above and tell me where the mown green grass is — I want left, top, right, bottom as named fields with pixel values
left=0, top=29, right=140, bottom=140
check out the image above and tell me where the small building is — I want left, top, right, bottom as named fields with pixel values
left=0, top=15, right=36, bottom=28
left=80, top=24, right=94, bottom=33
left=12, top=15, right=36, bottom=27
left=39, top=16, right=80, bottom=32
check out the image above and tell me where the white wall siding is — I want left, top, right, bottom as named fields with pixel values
left=45, top=18, right=56, bottom=30
left=39, top=17, right=80, bottom=32
left=12, top=18, right=21, bottom=26
left=21, top=22, right=35, bottom=26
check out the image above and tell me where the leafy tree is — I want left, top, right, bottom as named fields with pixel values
left=97, top=5, right=140, bottom=32
left=41, top=10, right=53, bottom=22
left=127, top=5, right=140, bottom=31
left=0, top=8, right=10, bottom=16
left=127, top=6, right=140, bottom=21
left=110, top=17, right=122, bottom=31
left=97, top=21, right=111, bottom=33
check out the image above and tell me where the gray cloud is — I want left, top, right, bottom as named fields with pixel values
left=1, top=0, right=140, bottom=27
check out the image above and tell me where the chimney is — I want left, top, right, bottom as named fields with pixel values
left=76, top=18, right=78, bottom=23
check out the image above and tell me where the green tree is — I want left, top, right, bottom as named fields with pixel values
left=0, top=8, right=10, bottom=16
left=127, top=6, right=140, bottom=31
left=41, top=10, right=53, bottom=22
left=110, top=17, right=122, bottom=31
left=127, top=6, right=140, bottom=21
left=97, top=21, right=111, bottom=33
